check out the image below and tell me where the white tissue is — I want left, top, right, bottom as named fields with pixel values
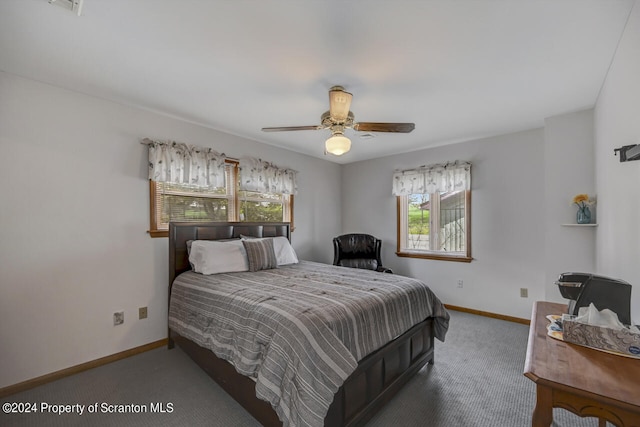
left=575, top=303, right=640, bottom=333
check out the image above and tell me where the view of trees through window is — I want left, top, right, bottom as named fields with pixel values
left=150, top=181, right=292, bottom=238
left=408, top=194, right=431, bottom=250
left=160, top=183, right=228, bottom=224
left=239, top=191, right=284, bottom=222
left=149, top=161, right=294, bottom=237
left=405, top=190, right=466, bottom=253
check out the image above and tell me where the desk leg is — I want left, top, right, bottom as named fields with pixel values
left=532, top=385, right=553, bottom=427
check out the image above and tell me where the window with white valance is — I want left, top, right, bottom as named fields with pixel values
left=143, top=138, right=227, bottom=188
left=239, top=157, right=298, bottom=195
left=394, top=161, right=472, bottom=262
left=392, top=161, right=471, bottom=195
left=143, top=140, right=295, bottom=237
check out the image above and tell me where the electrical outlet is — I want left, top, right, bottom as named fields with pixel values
left=520, top=288, right=528, bottom=298
left=139, top=307, right=148, bottom=319
left=113, top=311, right=124, bottom=326
left=457, top=280, right=464, bottom=288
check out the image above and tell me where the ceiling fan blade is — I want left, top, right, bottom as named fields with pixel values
left=353, top=122, right=415, bottom=133
left=329, top=86, right=352, bottom=122
left=261, top=125, right=322, bottom=132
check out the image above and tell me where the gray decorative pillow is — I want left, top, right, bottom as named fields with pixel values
left=242, top=238, right=278, bottom=272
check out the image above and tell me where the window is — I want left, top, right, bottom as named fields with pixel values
left=397, top=191, right=471, bottom=262
left=394, top=161, right=471, bottom=262
left=238, top=190, right=292, bottom=222
left=149, top=161, right=293, bottom=237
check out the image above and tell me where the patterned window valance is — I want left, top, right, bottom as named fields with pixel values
left=392, top=161, right=471, bottom=195
left=239, top=157, right=298, bottom=195
left=142, top=138, right=226, bottom=188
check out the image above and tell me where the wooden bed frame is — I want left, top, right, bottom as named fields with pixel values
left=168, top=222, right=437, bottom=427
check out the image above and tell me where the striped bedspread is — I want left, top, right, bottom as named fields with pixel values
left=169, top=260, right=449, bottom=427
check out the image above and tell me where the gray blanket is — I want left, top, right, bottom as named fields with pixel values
left=169, top=260, right=449, bottom=427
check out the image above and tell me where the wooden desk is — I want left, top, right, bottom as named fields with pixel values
left=524, top=301, right=640, bottom=427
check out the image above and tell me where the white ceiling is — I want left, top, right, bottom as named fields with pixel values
left=0, top=1, right=634, bottom=164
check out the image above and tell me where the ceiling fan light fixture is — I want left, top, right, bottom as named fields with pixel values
left=329, top=86, right=353, bottom=122
left=325, top=133, right=351, bottom=156
left=261, top=85, right=415, bottom=156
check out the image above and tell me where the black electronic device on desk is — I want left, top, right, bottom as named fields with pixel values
left=556, top=272, right=632, bottom=325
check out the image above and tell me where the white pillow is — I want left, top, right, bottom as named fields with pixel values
left=272, top=236, right=299, bottom=265
left=189, top=240, right=249, bottom=275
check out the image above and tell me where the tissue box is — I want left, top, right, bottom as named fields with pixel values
left=563, top=319, right=640, bottom=358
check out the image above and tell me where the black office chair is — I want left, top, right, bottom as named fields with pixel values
left=333, top=233, right=392, bottom=273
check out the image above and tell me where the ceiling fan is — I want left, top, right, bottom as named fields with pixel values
left=261, top=86, right=415, bottom=156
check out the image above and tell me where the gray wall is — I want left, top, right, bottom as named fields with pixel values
left=0, top=72, right=342, bottom=388
left=595, top=3, right=640, bottom=325
left=342, top=108, right=600, bottom=321
left=543, top=110, right=597, bottom=301
left=342, top=129, right=547, bottom=319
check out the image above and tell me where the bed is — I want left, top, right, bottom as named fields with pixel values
left=168, top=222, right=449, bottom=427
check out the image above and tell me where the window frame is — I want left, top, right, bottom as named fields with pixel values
left=148, top=160, right=294, bottom=238
left=396, top=190, right=472, bottom=262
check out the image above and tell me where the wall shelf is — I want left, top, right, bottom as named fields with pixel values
left=561, top=223, right=598, bottom=227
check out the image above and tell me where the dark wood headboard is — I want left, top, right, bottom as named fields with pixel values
left=168, top=221, right=291, bottom=289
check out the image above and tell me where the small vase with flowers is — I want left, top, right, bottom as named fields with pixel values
left=572, top=194, right=595, bottom=224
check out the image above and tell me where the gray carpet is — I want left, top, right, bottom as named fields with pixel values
left=1, top=310, right=609, bottom=427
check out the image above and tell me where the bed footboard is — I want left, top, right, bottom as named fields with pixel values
left=326, top=318, right=434, bottom=427
left=171, top=317, right=434, bottom=427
